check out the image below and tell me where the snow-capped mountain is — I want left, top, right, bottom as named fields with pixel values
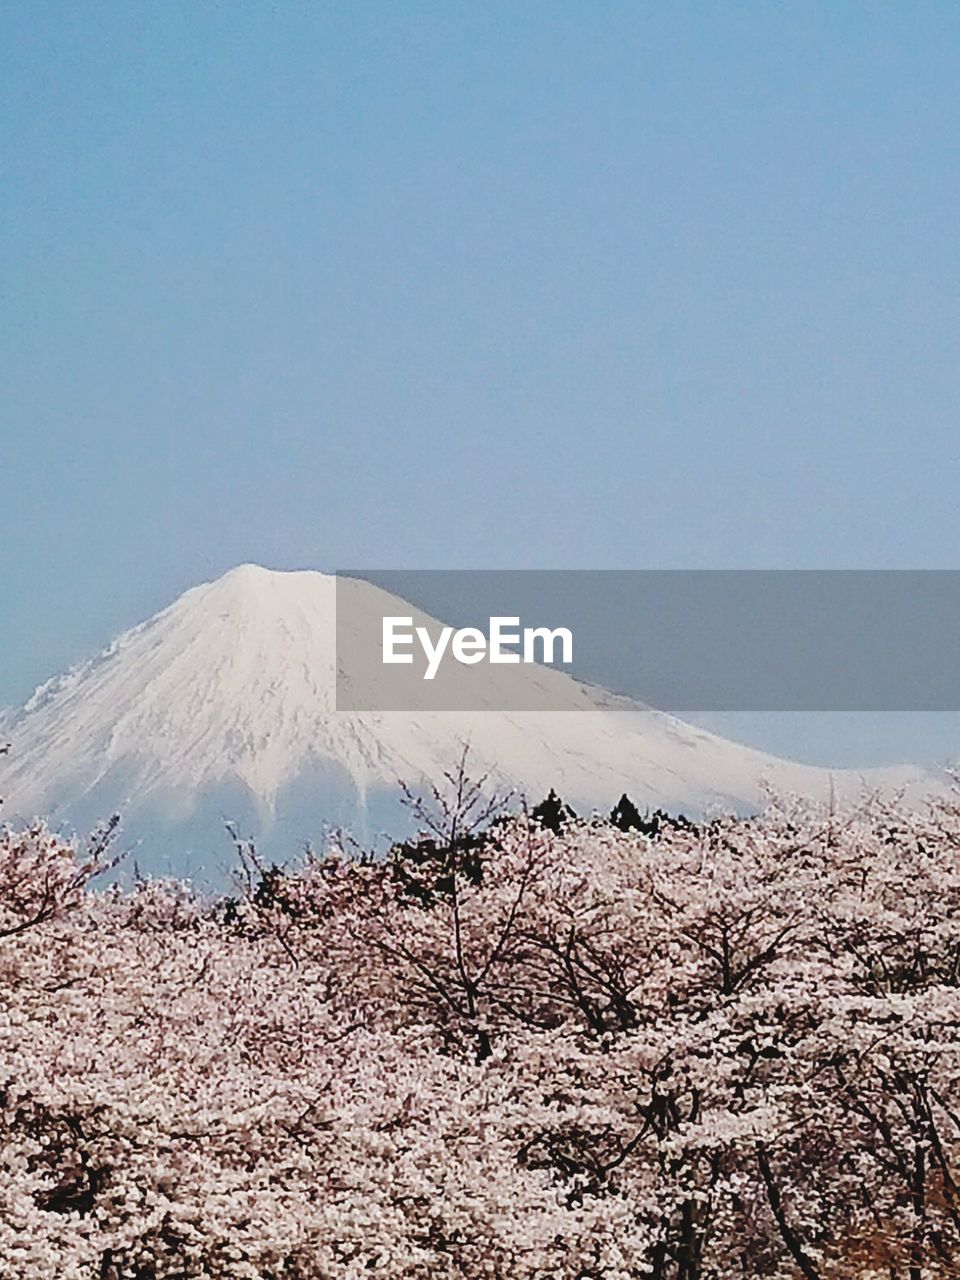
left=0, top=565, right=931, bottom=875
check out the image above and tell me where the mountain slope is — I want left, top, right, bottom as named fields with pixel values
left=0, top=565, right=930, bottom=868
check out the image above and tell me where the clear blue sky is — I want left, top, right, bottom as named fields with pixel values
left=2, top=3, right=959, bottom=763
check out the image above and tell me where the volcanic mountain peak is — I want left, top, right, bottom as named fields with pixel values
left=0, top=566, right=932, bottom=870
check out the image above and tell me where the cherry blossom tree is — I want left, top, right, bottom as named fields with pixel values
left=1, top=785, right=960, bottom=1277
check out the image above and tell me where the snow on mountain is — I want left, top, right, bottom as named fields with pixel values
left=0, top=565, right=931, bottom=872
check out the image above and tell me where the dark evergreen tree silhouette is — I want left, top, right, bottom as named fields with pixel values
left=610, top=793, right=645, bottom=832
left=609, top=794, right=693, bottom=837
left=531, top=789, right=576, bottom=833
left=389, top=830, right=485, bottom=907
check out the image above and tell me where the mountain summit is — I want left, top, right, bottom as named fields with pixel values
left=0, top=566, right=929, bottom=873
